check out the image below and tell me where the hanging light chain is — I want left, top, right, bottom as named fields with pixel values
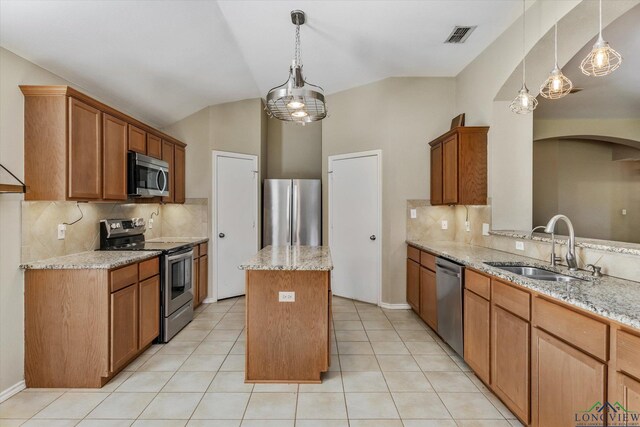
left=294, top=24, right=302, bottom=66
left=554, top=23, right=558, bottom=66
left=521, top=0, right=526, bottom=85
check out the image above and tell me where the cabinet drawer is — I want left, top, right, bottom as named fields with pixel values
left=617, top=330, right=640, bottom=380
left=533, top=297, right=608, bottom=361
left=492, top=279, right=530, bottom=320
left=465, top=269, right=490, bottom=300
left=139, top=257, right=159, bottom=281
left=420, top=251, right=436, bottom=271
left=407, top=246, right=420, bottom=263
left=199, top=242, right=208, bottom=256
left=110, top=263, right=138, bottom=293
left=193, top=245, right=200, bottom=258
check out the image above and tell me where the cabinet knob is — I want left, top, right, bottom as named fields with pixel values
left=219, top=233, right=225, bottom=238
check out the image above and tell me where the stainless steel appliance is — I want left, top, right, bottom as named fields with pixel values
left=128, top=152, right=169, bottom=198
left=100, top=218, right=193, bottom=342
left=435, top=256, right=465, bottom=356
left=263, top=179, right=321, bottom=247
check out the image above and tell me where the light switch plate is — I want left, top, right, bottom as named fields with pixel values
left=482, top=223, right=490, bottom=236
left=515, top=241, right=525, bottom=251
left=279, top=291, right=295, bottom=302
left=441, top=220, right=448, bottom=230
left=410, top=209, right=417, bottom=219
left=57, top=224, right=66, bottom=240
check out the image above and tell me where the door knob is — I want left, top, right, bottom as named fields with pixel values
left=370, top=235, right=376, bottom=241
left=219, top=233, right=225, bottom=238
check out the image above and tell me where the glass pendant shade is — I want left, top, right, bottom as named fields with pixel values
left=540, top=24, right=572, bottom=99
left=510, top=84, right=538, bottom=114
left=580, top=0, right=622, bottom=77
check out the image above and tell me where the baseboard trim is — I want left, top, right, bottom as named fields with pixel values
left=202, top=297, right=218, bottom=304
left=379, top=302, right=412, bottom=310
left=0, top=380, right=25, bottom=403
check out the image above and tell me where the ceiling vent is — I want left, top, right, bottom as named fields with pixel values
left=445, top=26, right=477, bottom=43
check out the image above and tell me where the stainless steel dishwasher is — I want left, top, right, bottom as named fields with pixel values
left=435, top=256, right=465, bottom=356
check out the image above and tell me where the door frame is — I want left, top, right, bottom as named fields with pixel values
left=328, top=149, right=382, bottom=306
left=210, top=150, right=260, bottom=302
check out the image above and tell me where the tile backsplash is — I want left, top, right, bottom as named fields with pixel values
left=22, top=198, right=208, bottom=263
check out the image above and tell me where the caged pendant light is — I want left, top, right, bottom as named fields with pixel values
left=540, top=23, right=572, bottom=99
left=510, top=0, right=538, bottom=114
left=580, top=0, right=622, bottom=77
left=265, top=10, right=327, bottom=124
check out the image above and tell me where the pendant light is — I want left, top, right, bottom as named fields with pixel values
left=510, top=0, right=538, bottom=114
left=265, top=10, right=327, bottom=123
left=580, top=0, right=622, bottom=77
left=540, top=23, right=572, bottom=99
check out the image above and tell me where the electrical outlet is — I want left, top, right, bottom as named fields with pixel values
left=149, top=218, right=154, bottom=229
left=441, top=220, right=448, bottom=230
left=622, top=209, right=627, bottom=216
left=482, top=223, right=490, bottom=236
left=279, top=291, right=295, bottom=302
left=57, top=224, right=66, bottom=240
left=465, top=221, right=471, bottom=232
left=515, top=241, right=525, bottom=251
left=410, top=209, right=417, bottom=219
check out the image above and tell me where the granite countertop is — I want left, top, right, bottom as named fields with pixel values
left=239, top=246, right=333, bottom=271
left=147, top=237, right=209, bottom=245
left=20, top=250, right=162, bottom=270
left=407, top=240, right=640, bottom=330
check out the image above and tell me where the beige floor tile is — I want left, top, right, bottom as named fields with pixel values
left=331, top=305, right=358, bottom=313
left=333, top=321, right=364, bottom=331
left=132, top=420, right=187, bottom=426
left=384, top=311, right=417, bottom=321
left=414, top=356, right=461, bottom=372
left=337, top=341, right=374, bottom=355
left=342, top=372, right=388, bottom=392
left=370, top=342, right=409, bottom=355
left=335, top=331, right=369, bottom=342
left=339, top=355, right=380, bottom=372
left=507, top=419, right=526, bottom=427
left=464, top=373, right=490, bottom=393
left=187, top=320, right=219, bottom=331
left=392, top=392, right=451, bottom=419
left=425, top=372, right=480, bottom=393
left=450, top=355, right=472, bottom=372
left=76, top=420, right=134, bottom=426
left=207, top=372, right=253, bottom=393
left=143, top=345, right=163, bottom=356
left=93, top=371, right=134, bottom=392
left=482, top=392, right=517, bottom=420
left=33, top=392, right=108, bottom=419
left=192, top=341, right=234, bottom=355
left=295, top=421, right=349, bottom=427
left=20, top=420, right=79, bottom=427
left=0, top=391, right=64, bottom=419
left=329, top=355, right=341, bottom=372
left=186, top=421, right=240, bottom=427
left=332, top=312, right=360, bottom=321
left=454, top=420, right=512, bottom=427
left=214, top=320, right=244, bottom=330
left=0, top=420, right=27, bottom=427
left=240, top=421, right=294, bottom=427
left=173, top=330, right=210, bottom=342
left=116, top=372, right=173, bottom=392
left=139, top=393, right=202, bottom=419
left=191, top=393, right=250, bottom=420
left=349, top=421, right=404, bottom=427
left=362, top=320, right=393, bottom=331
left=296, top=393, right=347, bottom=419
left=299, top=372, right=343, bottom=393
left=357, top=312, right=389, bottom=322
left=157, top=341, right=200, bottom=356
left=162, top=372, right=216, bottom=392
left=397, top=330, right=434, bottom=342
left=219, top=355, right=245, bottom=372
left=390, top=320, right=426, bottom=331
left=194, top=312, right=225, bottom=321
left=88, top=393, right=156, bottom=419
left=365, top=331, right=401, bottom=342
left=124, top=354, right=152, bottom=372
left=243, top=393, right=297, bottom=420
left=383, top=371, right=433, bottom=392
left=229, top=342, right=245, bottom=355
left=138, top=354, right=189, bottom=372
left=438, top=393, right=503, bottom=420
left=376, top=355, right=421, bottom=372
left=204, top=330, right=242, bottom=342
left=402, top=420, right=457, bottom=426
left=252, top=383, right=298, bottom=392
left=179, top=355, right=225, bottom=372
left=344, top=393, right=399, bottom=419
left=405, top=342, right=447, bottom=355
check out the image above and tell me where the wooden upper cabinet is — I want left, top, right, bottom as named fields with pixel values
left=68, top=97, right=102, bottom=200
left=174, top=145, right=185, bottom=204
left=128, top=124, right=146, bottom=154
left=102, top=114, right=128, bottom=200
left=162, top=140, right=175, bottom=203
left=428, top=126, right=488, bottom=206
left=147, top=133, right=162, bottom=159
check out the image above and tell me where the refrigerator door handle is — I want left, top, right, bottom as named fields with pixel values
left=286, top=184, right=292, bottom=246
left=292, top=182, right=298, bottom=245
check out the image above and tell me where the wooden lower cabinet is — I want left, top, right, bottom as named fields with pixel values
left=419, top=266, right=437, bottom=331
left=532, top=327, right=606, bottom=427
left=110, top=284, right=139, bottom=372
left=618, top=374, right=640, bottom=422
left=463, top=289, right=490, bottom=384
left=139, top=276, right=160, bottom=348
left=406, top=258, right=420, bottom=312
left=193, top=257, right=200, bottom=307
left=199, top=254, right=208, bottom=305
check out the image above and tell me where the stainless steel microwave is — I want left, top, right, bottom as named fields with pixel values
left=128, top=152, right=169, bottom=198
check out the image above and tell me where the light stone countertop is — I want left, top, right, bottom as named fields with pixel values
left=239, top=246, right=333, bottom=271
left=407, top=240, right=640, bottom=330
left=20, top=250, right=163, bottom=270
left=147, top=237, right=209, bottom=245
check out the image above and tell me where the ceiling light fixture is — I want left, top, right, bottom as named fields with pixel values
left=540, top=23, right=572, bottom=99
left=580, top=0, right=622, bottom=77
left=510, top=0, right=538, bottom=114
left=265, top=10, right=327, bottom=124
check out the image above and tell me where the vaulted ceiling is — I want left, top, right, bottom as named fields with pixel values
left=1, top=0, right=528, bottom=127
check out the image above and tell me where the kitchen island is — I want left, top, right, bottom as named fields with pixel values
left=239, top=245, right=333, bottom=383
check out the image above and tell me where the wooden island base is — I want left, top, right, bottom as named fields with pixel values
left=245, top=269, right=331, bottom=383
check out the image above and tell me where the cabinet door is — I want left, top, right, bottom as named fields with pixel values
left=531, top=327, right=606, bottom=427
left=406, top=259, right=420, bottom=312
left=128, top=124, right=146, bottom=154
left=419, top=266, right=438, bottom=331
left=138, top=276, right=159, bottom=348
left=110, top=284, right=138, bottom=372
left=162, top=140, right=175, bottom=203
left=102, top=114, right=128, bottom=200
left=464, top=289, right=490, bottom=384
left=492, top=305, right=530, bottom=423
left=442, top=135, right=458, bottom=204
left=618, top=373, right=640, bottom=425
left=430, top=143, right=443, bottom=205
left=193, top=257, right=200, bottom=308
left=199, top=255, right=208, bottom=305
left=147, top=133, right=162, bottom=159
left=174, top=146, right=185, bottom=204
left=68, top=97, right=102, bottom=200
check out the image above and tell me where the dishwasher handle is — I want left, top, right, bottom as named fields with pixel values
left=436, top=264, right=461, bottom=278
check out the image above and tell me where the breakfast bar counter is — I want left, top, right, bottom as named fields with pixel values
left=239, top=246, right=333, bottom=383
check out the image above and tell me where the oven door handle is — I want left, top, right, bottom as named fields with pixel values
left=166, top=249, right=194, bottom=263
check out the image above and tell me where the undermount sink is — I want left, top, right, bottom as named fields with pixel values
left=484, top=263, right=584, bottom=282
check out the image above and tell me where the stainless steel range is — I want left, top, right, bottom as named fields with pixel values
left=100, top=218, right=194, bottom=342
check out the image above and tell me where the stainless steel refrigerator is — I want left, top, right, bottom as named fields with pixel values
left=263, top=179, right=321, bottom=247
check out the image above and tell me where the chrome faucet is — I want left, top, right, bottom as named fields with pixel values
left=544, top=214, right=578, bottom=270
left=528, top=225, right=546, bottom=239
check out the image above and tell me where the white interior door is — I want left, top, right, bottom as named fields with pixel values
left=213, top=152, right=258, bottom=300
left=329, top=151, right=381, bottom=305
